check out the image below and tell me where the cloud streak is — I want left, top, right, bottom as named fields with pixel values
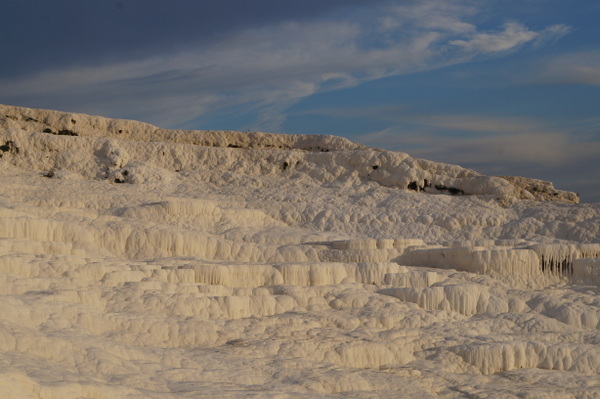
left=0, top=0, right=570, bottom=129
left=531, top=51, right=600, bottom=85
left=449, top=22, right=569, bottom=53
left=358, top=113, right=599, bottom=166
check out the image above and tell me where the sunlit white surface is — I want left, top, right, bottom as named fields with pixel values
left=1, top=104, right=599, bottom=398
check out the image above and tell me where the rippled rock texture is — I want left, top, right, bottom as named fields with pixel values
left=1, top=104, right=599, bottom=398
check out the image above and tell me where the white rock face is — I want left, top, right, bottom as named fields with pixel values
left=1, top=104, right=600, bottom=398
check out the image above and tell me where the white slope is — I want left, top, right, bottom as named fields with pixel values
left=1, top=104, right=599, bottom=398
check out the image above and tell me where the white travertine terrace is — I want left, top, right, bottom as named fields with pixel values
left=573, top=258, right=600, bottom=284
left=1, top=104, right=600, bottom=398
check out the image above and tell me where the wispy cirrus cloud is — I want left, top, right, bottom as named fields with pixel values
left=529, top=50, right=600, bottom=85
left=449, top=22, right=569, bottom=53
left=357, top=112, right=599, bottom=166
left=0, top=1, right=570, bottom=129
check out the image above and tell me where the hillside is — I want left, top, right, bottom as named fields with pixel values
left=1, top=104, right=599, bottom=398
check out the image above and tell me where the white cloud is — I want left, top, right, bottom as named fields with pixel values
left=0, top=1, right=572, bottom=130
left=533, top=24, right=571, bottom=46
left=356, top=114, right=600, bottom=169
left=532, top=51, right=600, bottom=85
left=448, top=22, right=567, bottom=53
left=406, top=114, right=541, bottom=134
left=380, top=1, right=477, bottom=34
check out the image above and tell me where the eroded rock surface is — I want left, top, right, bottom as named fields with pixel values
left=1, top=104, right=599, bottom=398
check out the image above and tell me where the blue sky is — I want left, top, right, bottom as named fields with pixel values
left=1, top=0, right=599, bottom=201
